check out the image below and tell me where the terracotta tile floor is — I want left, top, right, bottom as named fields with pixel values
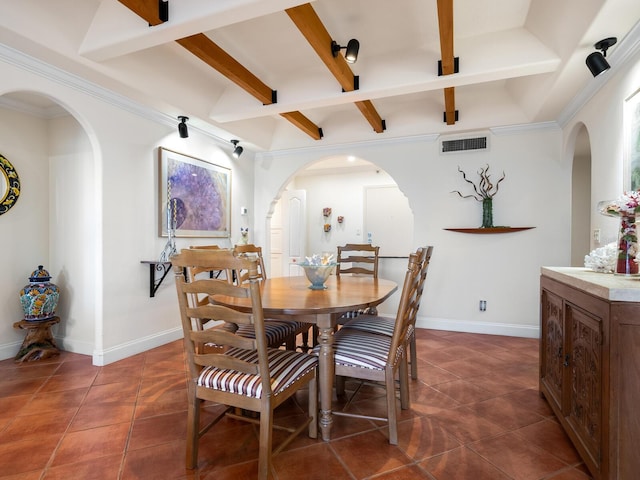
left=0, top=330, right=593, bottom=480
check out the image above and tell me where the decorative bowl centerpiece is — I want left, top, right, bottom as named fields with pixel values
left=297, top=254, right=336, bottom=290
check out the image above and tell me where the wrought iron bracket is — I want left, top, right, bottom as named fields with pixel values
left=140, top=261, right=172, bottom=297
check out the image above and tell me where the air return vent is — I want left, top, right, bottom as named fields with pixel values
left=440, top=135, right=488, bottom=154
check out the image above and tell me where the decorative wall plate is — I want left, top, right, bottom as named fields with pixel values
left=0, top=153, right=20, bottom=215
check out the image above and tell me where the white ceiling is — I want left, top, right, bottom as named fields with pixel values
left=1, top=0, right=639, bottom=153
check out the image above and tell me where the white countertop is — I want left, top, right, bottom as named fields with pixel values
left=541, top=267, right=640, bottom=302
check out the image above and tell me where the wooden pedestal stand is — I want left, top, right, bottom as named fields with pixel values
left=13, top=316, right=60, bottom=363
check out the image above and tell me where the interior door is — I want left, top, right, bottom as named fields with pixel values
left=281, top=189, right=306, bottom=276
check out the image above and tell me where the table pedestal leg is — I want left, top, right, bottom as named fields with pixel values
left=317, top=323, right=334, bottom=441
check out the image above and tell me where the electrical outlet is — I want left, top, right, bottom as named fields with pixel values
left=479, top=300, right=487, bottom=312
left=593, top=228, right=601, bottom=243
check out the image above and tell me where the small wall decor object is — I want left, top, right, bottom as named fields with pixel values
left=323, top=207, right=332, bottom=217
left=239, top=227, right=249, bottom=245
left=337, top=216, right=344, bottom=223
left=598, top=191, right=640, bottom=276
left=452, top=164, right=505, bottom=228
left=324, top=223, right=331, bottom=232
left=19, top=265, right=60, bottom=321
left=0, top=153, right=20, bottom=216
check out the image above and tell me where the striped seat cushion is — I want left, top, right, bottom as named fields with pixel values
left=341, top=315, right=394, bottom=336
left=197, top=347, right=317, bottom=398
left=236, top=320, right=299, bottom=348
left=313, top=329, right=399, bottom=371
left=341, top=316, right=414, bottom=342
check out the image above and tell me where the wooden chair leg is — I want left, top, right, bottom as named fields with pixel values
left=409, top=333, right=418, bottom=380
left=258, top=407, right=273, bottom=480
left=308, top=375, right=318, bottom=439
left=386, top=372, right=398, bottom=445
left=399, top=356, right=410, bottom=410
left=186, top=394, right=201, bottom=469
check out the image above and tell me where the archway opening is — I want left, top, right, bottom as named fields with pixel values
left=571, top=124, right=592, bottom=266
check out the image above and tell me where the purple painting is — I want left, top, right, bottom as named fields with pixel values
left=159, top=148, right=230, bottom=237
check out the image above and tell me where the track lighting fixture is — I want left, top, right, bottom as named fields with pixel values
left=230, top=139, right=243, bottom=159
left=331, top=39, right=359, bottom=64
left=178, top=116, right=189, bottom=138
left=586, top=37, right=617, bottom=77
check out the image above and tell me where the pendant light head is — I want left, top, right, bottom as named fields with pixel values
left=230, top=139, right=243, bottom=159
left=331, top=38, right=359, bottom=64
left=586, top=37, right=617, bottom=77
left=178, top=116, right=189, bottom=138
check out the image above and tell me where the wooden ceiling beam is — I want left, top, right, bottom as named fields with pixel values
left=177, top=34, right=276, bottom=106
left=287, top=3, right=385, bottom=133
left=437, top=0, right=457, bottom=125
left=280, top=112, right=323, bottom=140
left=286, top=4, right=356, bottom=93
left=118, top=0, right=168, bottom=26
left=355, top=100, right=386, bottom=133
left=120, top=2, right=324, bottom=140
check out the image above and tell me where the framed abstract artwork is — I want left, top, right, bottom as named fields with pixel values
left=158, top=147, right=231, bottom=237
left=624, top=87, right=640, bottom=191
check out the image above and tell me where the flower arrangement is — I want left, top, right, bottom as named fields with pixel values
left=598, top=190, right=640, bottom=216
left=598, top=190, right=640, bottom=275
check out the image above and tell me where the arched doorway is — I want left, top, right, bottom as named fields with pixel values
left=267, top=155, right=414, bottom=309
left=0, top=91, right=98, bottom=357
left=570, top=124, right=592, bottom=266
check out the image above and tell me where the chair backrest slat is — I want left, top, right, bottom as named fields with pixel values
left=336, top=243, right=379, bottom=278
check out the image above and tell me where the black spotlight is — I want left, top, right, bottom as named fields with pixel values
left=231, top=139, right=243, bottom=159
left=586, top=37, right=617, bottom=77
left=331, top=38, right=360, bottom=64
left=178, top=116, right=189, bottom=138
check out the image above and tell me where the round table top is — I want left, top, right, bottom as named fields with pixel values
left=212, top=275, right=397, bottom=316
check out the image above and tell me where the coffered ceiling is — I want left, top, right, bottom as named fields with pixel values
left=1, top=0, right=639, bottom=153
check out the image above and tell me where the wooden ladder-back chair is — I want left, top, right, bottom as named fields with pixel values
left=322, top=249, right=424, bottom=445
left=340, top=246, right=433, bottom=380
left=334, top=243, right=381, bottom=324
left=172, top=248, right=318, bottom=479
left=231, top=244, right=308, bottom=350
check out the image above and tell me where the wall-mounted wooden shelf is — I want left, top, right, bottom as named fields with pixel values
left=444, top=227, right=535, bottom=234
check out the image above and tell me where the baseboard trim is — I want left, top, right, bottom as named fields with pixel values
left=415, top=316, right=540, bottom=338
left=0, top=341, right=22, bottom=361
left=92, top=327, right=183, bottom=366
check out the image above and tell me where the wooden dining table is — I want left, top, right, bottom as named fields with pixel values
left=211, top=274, right=397, bottom=441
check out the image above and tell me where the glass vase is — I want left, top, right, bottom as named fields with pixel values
left=615, top=214, right=639, bottom=275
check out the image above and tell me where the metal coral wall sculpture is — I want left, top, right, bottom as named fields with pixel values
left=451, top=164, right=505, bottom=228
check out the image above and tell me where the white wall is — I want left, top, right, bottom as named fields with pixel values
left=255, top=128, right=570, bottom=338
left=566, top=49, right=640, bottom=249
left=0, top=49, right=254, bottom=364
left=0, top=107, right=50, bottom=357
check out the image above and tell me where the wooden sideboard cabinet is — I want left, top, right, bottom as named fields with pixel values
left=540, top=267, right=640, bottom=480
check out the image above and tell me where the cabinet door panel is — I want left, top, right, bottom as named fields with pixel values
left=540, top=289, right=564, bottom=411
left=566, top=303, right=602, bottom=471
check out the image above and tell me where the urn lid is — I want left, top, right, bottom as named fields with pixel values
left=29, top=265, right=51, bottom=283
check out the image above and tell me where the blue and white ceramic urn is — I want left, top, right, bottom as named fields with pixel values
left=19, top=265, right=60, bottom=321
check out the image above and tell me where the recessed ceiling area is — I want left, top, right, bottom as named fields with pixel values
left=0, top=0, right=638, bottom=152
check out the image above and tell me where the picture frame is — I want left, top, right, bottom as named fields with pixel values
left=624, top=87, right=640, bottom=191
left=158, top=147, right=231, bottom=237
